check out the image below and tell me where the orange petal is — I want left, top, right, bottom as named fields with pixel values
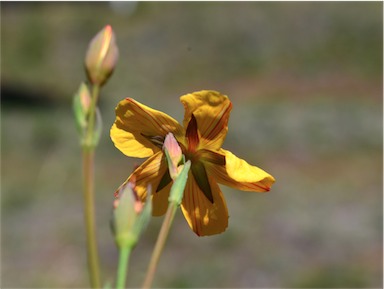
left=111, top=98, right=183, bottom=158
left=208, top=149, right=275, bottom=192
left=180, top=171, right=228, bottom=236
left=116, top=151, right=172, bottom=216
left=180, top=90, right=232, bottom=151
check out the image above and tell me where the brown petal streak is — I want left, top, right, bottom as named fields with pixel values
left=156, top=169, right=172, bottom=192
left=191, top=162, right=213, bottom=203
left=186, top=114, right=199, bottom=152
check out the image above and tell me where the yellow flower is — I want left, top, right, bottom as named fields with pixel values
left=110, top=90, right=275, bottom=236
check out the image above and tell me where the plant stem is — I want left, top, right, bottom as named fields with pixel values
left=116, top=246, right=132, bottom=289
left=141, top=202, right=178, bottom=289
left=86, top=85, right=100, bottom=147
left=82, top=149, right=101, bottom=288
left=81, top=84, right=102, bottom=288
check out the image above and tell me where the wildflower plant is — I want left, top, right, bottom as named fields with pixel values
left=73, top=25, right=275, bottom=289
left=73, top=24, right=119, bottom=288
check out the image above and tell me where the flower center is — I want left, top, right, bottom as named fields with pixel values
left=147, top=114, right=217, bottom=203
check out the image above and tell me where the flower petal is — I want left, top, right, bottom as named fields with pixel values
left=180, top=171, right=228, bottom=236
left=116, top=151, right=172, bottom=216
left=208, top=149, right=275, bottom=192
left=111, top=98, right=183, bottom=158
left=196, top=149, right=226, bottom=166
left=180, top=90, right=232, bottom=150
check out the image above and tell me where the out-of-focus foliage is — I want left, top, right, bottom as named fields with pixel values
left=1, top=2, right=382, bottom=288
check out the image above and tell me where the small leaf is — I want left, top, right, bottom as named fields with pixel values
left=168, top=160, right=191, bottom=205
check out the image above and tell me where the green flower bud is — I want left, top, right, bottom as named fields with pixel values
left=73, top=82, right=91, bottom=133
left=112, top=182, right=152, bottom=249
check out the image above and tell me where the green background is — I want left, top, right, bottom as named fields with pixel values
left=1, top=2, right=382, bottom=288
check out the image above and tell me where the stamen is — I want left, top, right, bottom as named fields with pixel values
left=141, top=133, right=165, bottom=148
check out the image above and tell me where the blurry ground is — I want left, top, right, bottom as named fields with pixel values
left=1, top=2, right=382, bottom=288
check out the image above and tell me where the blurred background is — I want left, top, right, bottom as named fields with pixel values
left=1, top=2, right=382, bottom=288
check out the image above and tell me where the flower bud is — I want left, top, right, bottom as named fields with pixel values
left=73, top=82, right=91, bottom=133
left=85, top=25, right=119, bottom=86
left=79, top=86, right=91, bottom=113
left=163, top=133, right=183, bottom=180
left=112, top=182, right=152, bottom=249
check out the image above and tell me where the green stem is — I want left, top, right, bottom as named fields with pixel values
left=85, top=85, right=100, bottom=149
left=81, top=84, right=102, bottom=288
left=141, top=202, right=178, bottom=289
left=116, top=246, right=132, bottom=289
left=82, top=149, right=102, bottom=288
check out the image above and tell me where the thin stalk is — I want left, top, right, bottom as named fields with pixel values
left=82, top=150, right=101, bottom=288
left=141, top=203, right=178, bottom=289
left=81, top=84, right=102, bottom=288
left=116, top=246, right=132, bottom=289
left=85, top=85, right=100, bottom=149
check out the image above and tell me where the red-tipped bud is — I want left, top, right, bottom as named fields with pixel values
left=163, top=133, right=183, bottom=180
left=85, top=25, right=119, bottom=86
left=73, top=83, right=91, bottom=133
left=112, top=181, right=152, bottom=249
left=79, top=83, right=91, bottom=113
